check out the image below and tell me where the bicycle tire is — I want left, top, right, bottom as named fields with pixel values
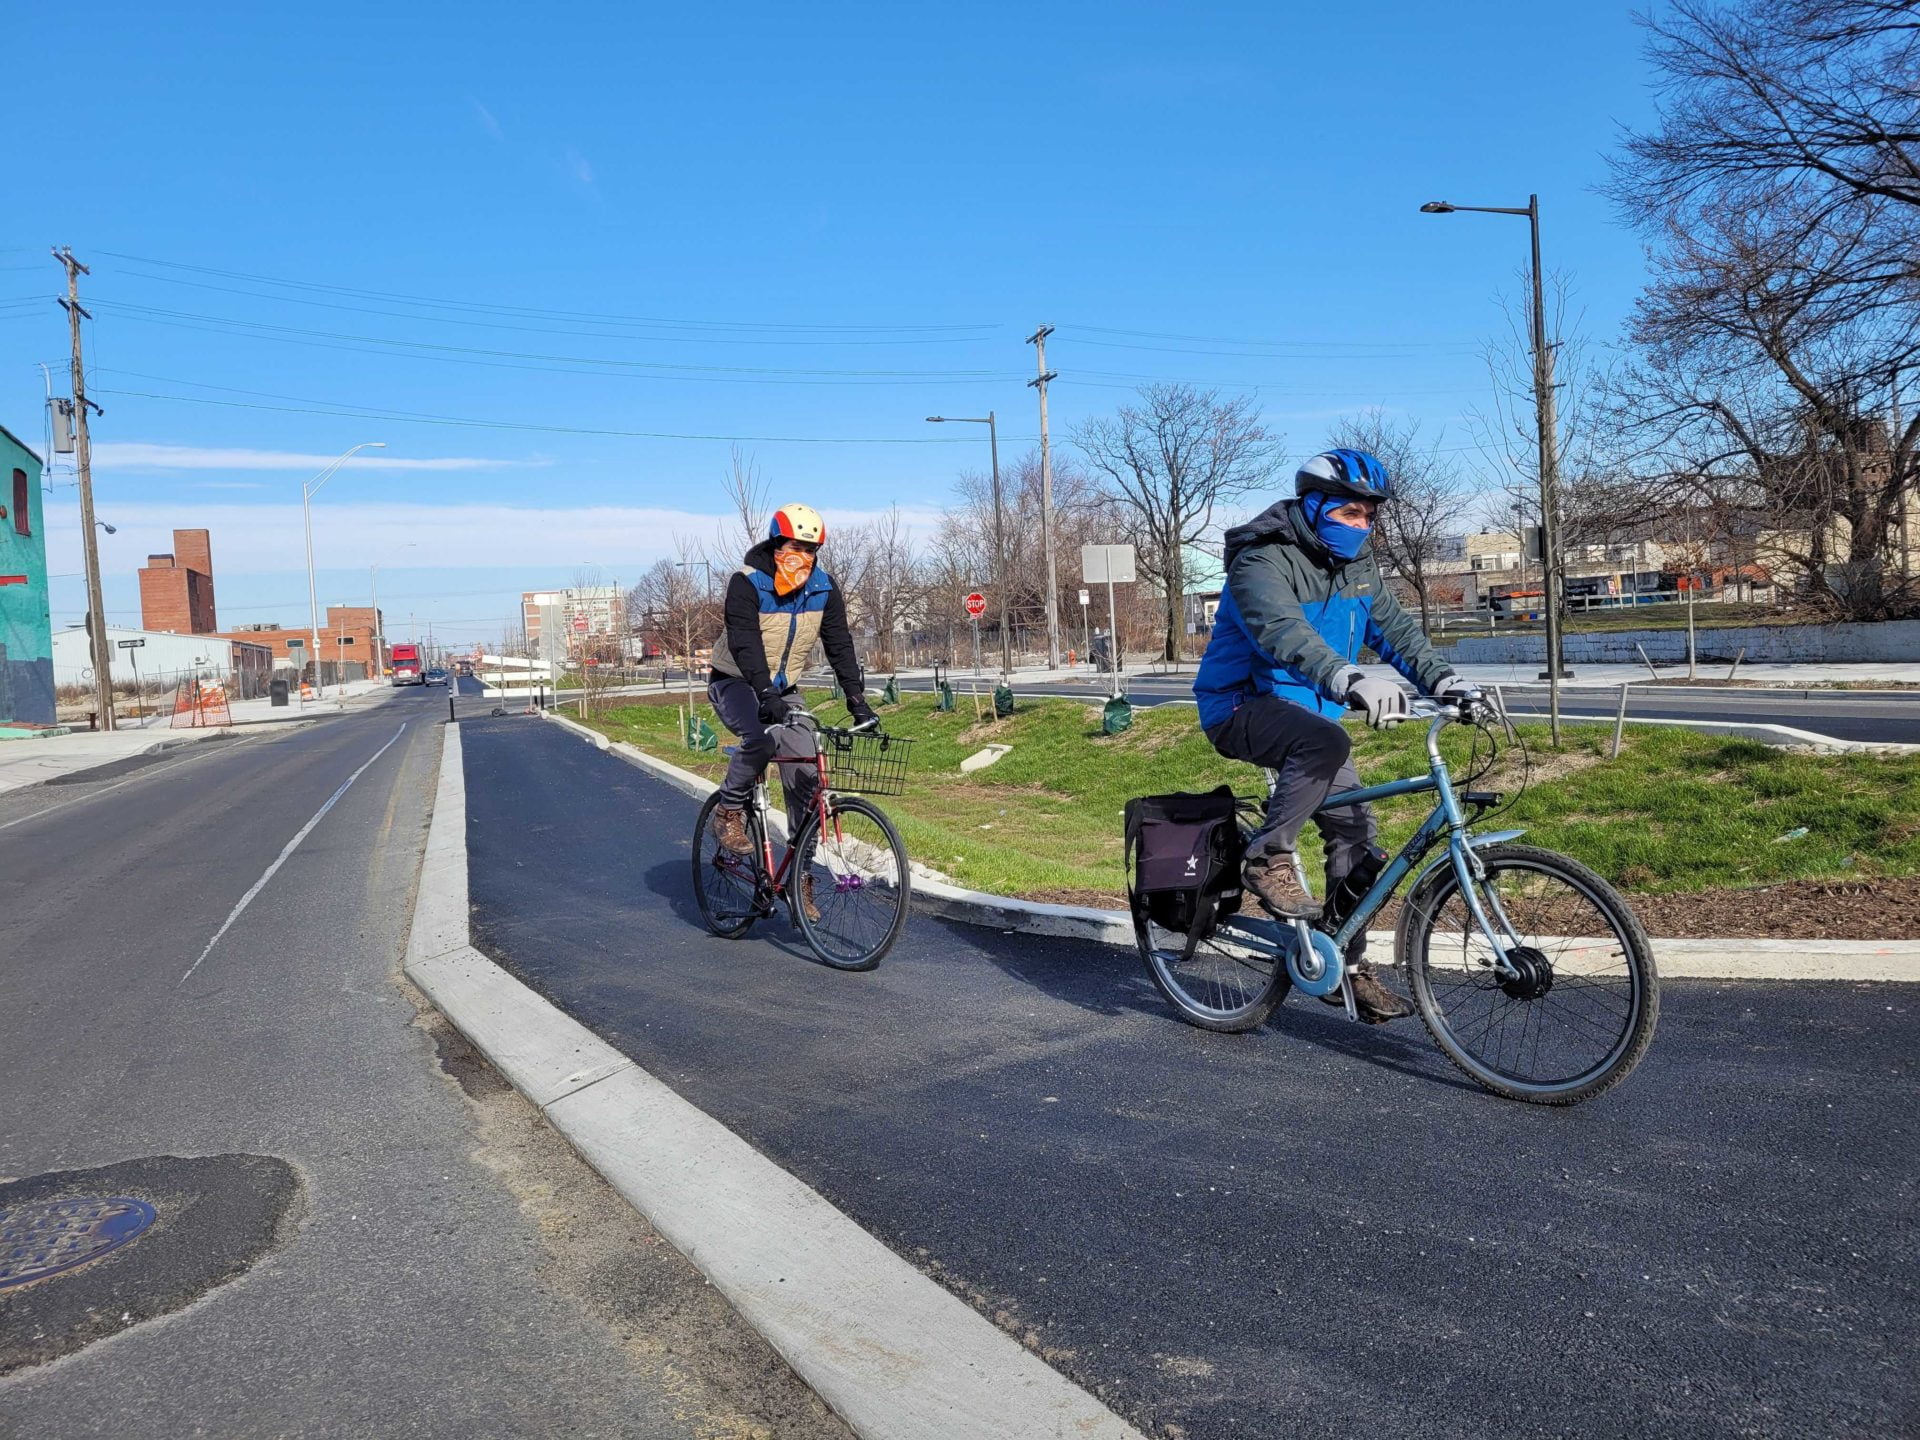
left=789, top=796, right=911, bottom=971
left=1135, top=905, right=1291, bottom=1032
left=1397, top=843, right=1659, bottom=1105
left=691, top=790, right=763, bottom=939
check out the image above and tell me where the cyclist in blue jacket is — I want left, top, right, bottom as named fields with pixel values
left=1194, top=448, right=1477, bottom=1023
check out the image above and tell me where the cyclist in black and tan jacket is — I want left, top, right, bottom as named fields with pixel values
left=708, top=503, right=875, bottom=862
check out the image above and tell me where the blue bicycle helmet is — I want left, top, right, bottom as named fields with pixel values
left=1295, top=448, right=1394, bottom=503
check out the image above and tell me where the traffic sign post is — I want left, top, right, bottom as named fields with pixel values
left=1078, top=589, right=1090, bottom=667
left=117, top=638, right=145, bottom=725
left=1081, top=544, right=1137, bottom=699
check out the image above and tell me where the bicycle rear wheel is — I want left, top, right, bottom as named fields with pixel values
left=1136, top=908, right=1290, bottom=1032
left=790, top=796, right=911, bottom=970
left=691, top=791, right=764, bottom=939
left=1398, top=843, right=1658, bottom=1105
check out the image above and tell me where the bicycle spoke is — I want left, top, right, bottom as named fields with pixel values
left=1407, top=848, right=1654, bottom=1101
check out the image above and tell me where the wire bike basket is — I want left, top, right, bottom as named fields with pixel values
left=826, top=730, right=914, bottom=796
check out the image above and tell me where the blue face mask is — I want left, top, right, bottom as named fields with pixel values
left=1303, top=492, right=1372, bottom=561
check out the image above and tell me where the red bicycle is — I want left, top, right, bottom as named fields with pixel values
left=690, top=712, right=914, bottom=970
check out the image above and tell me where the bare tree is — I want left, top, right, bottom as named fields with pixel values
left=1074, top=384, right=1282, bottom=661
left=830, top=507, right=920, bottom=673
left=720, top=446, right=772, bottom=552
left=627, top=537, right=721, bottom=675
left=1328, top=411, right=1470, bottom=628
left=1609, top=2, right=1920, bottom=223
left=1602, top=0, right=1920, bottom=619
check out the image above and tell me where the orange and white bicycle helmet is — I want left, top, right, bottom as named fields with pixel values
left=769, top=502, right=826, bottom=545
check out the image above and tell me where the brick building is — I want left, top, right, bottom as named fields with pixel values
left=217, top=605, right=384, bottom=681
left=139, top=528, right=218, bottom=634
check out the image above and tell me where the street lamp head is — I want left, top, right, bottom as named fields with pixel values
left=97, top=521, right=116, bottom=534
left=1419, top=201, right=1456, bottom=214
left=925, top=416, right=946, bottom=423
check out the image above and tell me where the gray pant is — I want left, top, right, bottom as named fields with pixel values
left=1205, top=695, right=1377, bottom=888
left=708, top=675, right=820, bottom=828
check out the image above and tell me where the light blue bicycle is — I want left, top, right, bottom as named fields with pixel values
left=1133, top=699, right=1660, bottom=1105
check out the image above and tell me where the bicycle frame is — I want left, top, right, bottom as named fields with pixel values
left=1224, top=704, right=1526, bottom=983
left=741, top=716, right=861, bottom=908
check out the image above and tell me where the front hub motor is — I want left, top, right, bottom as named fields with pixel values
left=1498, top=945, right=1556, bottom=1000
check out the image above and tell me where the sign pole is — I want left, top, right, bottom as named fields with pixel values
left=128, top=646, right=141, bottom=725
left=1106, top=577, right=1120, bottom=699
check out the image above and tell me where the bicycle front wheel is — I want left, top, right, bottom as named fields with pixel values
left=790, top=796, right=911, bottom=970
left=691, top=791, right=763, bottom=939
left=1398, top=843, right=1659, bottom=1105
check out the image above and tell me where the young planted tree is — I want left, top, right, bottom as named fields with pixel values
left=1074, top=385, right=1281, bottom=662
left=1328, top=411, right=1469, bottom=629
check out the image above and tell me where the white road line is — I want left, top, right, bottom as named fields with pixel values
left=179, top=721, right=409, bottom=986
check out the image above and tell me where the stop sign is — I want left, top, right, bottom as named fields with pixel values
left=964, top=592, right=987, bottom=618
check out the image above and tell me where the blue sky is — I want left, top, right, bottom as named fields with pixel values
left=3, top=0, right=1659, bottom=646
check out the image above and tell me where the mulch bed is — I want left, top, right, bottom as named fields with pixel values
left=1022, top=873, right=1919, bottom=942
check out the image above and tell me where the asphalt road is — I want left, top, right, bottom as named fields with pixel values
left=893, top=674, right=1920, bottom=744
left=461, top=713, right=1917, bottom=1440
left=0, top=686, right=847, bottom=1438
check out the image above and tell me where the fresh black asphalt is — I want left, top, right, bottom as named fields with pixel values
left=896, top=675, right=1920, bottom=745
left=462, top=712, right=1918, bottom=1440
left=0, top=689, right=772, bottom=1436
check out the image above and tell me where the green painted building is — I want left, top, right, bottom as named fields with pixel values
left=0, top=424, right=54, bottom=727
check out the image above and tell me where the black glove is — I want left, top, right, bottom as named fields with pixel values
left=757, top=691, right=790, bottom=725
left=846, top=694, right=878, bottom=728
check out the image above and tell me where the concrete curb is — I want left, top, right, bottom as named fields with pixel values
left=538, top=710, right=1920, bottom=982
left=409, top=720, right=1148, bottom=1440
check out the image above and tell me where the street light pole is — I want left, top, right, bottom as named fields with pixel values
left=927, top=413, right=1012, bottom=677
left=1028, top=325, right=1062, bottom=670
left=1421, top=196, right=1564, bottom=743
left=303, top=441, right=385, bottom=698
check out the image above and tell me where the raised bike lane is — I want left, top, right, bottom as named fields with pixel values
left=461, top=711, right=1915, bottom=1439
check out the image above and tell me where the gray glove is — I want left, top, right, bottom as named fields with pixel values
left=1344, top=672, right=1410, bottom=730
left=1432, top=674, right=1480, bottom=704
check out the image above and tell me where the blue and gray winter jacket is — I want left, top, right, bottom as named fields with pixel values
left=1193, top=499, right=1454, bottom=731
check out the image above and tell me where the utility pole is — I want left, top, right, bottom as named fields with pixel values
left=1028, top=325, right=1062, bottom=670
left=54, top=248, right=114, bottom=730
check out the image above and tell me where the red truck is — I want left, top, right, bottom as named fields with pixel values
left=389, top=643, right=424, bottom=686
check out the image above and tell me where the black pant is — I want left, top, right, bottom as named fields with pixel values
left=1205, top=695, right=1377, bottom=889
left=708, top=675, right=820, bottom=828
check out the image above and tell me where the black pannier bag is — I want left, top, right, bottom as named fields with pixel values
left=1123, top=786, right=1250, bottom=956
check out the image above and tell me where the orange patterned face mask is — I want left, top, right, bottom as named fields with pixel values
left=774, top=545, right=816, bottom=595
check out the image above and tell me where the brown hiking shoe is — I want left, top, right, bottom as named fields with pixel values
left=1242, top=851, right=1323, bottom=921
left=799, top=874, right=822, bottom=923
left=1323, top=963, right=1415, bottom=1025
left=712, top=805, right=751, bottom=855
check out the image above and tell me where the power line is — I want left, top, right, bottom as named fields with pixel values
left=87, top=300, right=1023, bottom=384
left=1066, top=323, right=1479, bottom=352
left=106, top=268, right=1005, bottom=348
left=89, top=373, right=1043, bottom=444
left=97, top=249, right=997, bottom=335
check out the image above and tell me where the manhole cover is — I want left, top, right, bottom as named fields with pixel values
left=0, top=1196, right=157, bottom=1290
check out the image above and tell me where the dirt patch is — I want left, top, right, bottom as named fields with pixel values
left=1627, top=873, right=1920, bottom=940
left=1015, top=874, right=1919, bottom=941
left=407, top=997, right=854, bottom=1440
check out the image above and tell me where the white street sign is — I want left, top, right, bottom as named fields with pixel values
left=1081, top=543, right=1136, bottom=584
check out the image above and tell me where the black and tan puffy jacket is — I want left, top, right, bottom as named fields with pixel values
left=710, top=538, right=864, bottom=696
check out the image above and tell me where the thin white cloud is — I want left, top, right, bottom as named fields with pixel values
left=471, top=97, right=504, bottom=141
left=93, top=443, right=532, bottom=473
left=41, top=500, right=949, bottom=577
left=564, top=147, right=596, bottom=188
left=191, top=481, right=267, bottom=490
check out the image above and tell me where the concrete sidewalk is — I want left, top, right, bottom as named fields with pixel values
left=0, top=682, right=398, bottom=797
